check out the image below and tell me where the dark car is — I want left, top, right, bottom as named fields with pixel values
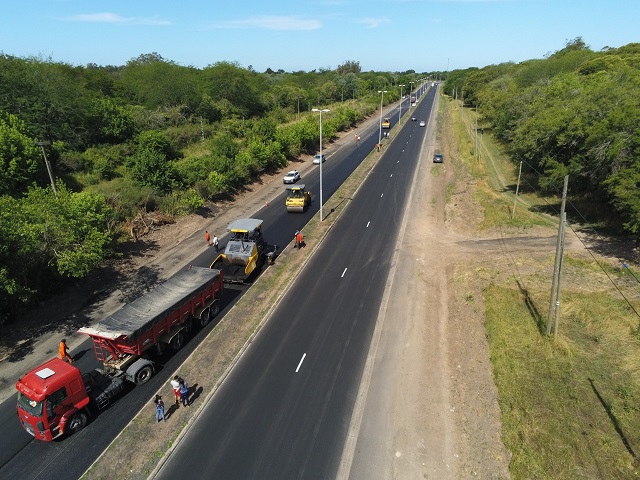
left=411, top=116, right=417, bottom=121
left=433, top=153, right=444, bottom=163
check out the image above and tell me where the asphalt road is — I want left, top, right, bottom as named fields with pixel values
left=154, top=87, right=437, bottom=479
left=0, top=89, right=431, bottom=479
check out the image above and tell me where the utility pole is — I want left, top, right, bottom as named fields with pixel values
left=35, top=141, right=57, bottom=197
left=546, top=175, right=569, bottom=335
left=474, top=106, right=478, bottom=159
left=512, top=161, right=523, bottom=218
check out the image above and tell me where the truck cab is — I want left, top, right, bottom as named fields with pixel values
left=382, top=117, right=391, bottom=129
left=16, top=358, right=92, bottom=441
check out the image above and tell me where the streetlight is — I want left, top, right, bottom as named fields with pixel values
left=398, top=84, right=405, bottom=124
left=377, top=90, right=387, bottom=144
left=409, top=81, right=415, bottom=110
left=312, top=108, right=330, bottom=221
left=35, top=141, right=57, bottom=197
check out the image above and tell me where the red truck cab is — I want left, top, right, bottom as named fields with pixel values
left=16, top=358, right=90, bottom=441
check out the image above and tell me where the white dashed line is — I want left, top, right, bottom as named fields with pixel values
left=341, top=268, right=348, bottom=278
left=295, top=353, right=306, bottom=372
left=366, top=221, right=370, bottom=228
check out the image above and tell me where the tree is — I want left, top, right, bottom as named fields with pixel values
left=336, top=60, right=362, bottom=75
left=0, top=111, right=42, bottom=196
left=130, top=150, right=180, bottom=193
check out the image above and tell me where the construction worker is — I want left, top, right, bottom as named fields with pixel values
left=205, top=230, right=211, bottom=246
left=59, top=339, right=73, bottom=363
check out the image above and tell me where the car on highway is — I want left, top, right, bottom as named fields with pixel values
left=419, top=121, right=426, bottom=127
left=433, top=153, right=444, bottom=163
left=312, top=154, right=326, bottom=164
left=283, top=170, right=301, bottom=184
left=411, top=116, right=417, bottom=121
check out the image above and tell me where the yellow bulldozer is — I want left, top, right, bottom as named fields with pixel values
left=285, top=184, right=312, bottom=213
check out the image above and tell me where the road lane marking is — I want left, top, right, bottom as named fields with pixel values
left=366, top=221, right=370, bottom=228
left=341, top=268, right=348, bottom=278
left=380, top=193, right=384, bottom=198
left=390, top=174, right=393, bottom=177
left=295, top=353, right=306, bottom=372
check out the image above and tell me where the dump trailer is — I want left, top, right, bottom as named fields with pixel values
left=285, top=184, right=312, bottom=213
left=210, top=218, right=267, bottom=283
left=382, top=117, right=391, bottom=129
left=15, top=266, right=223, bottom=441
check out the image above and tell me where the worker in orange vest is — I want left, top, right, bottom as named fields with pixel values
left=59, top=339, right=73, bottom=363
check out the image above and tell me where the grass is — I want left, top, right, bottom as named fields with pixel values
left=485, top=285, right=640, bottom=479
left=443, top=92, right=640, bottom=478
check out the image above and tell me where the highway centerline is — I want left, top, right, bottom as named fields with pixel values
left=295, top=353, right=306, bottom=372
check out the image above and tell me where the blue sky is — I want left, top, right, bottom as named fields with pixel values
left=1, top=0, right=638, bottom=72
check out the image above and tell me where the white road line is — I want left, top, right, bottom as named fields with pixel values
left=390, top=174, right=393, bottom=177
left=380, top=193, right=384, bottom=198
left=366, top=221, right=370, bottom=228
left=341, top=268, right=348, bottom=278
left=295, top=353, right=306, bottom=372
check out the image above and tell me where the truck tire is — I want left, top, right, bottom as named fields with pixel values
left=135, top=365, right=154, bottom=385
left=199, top=309, right=210, bottom=327
left=67, top=411, right=88, bottom=435
left=170, top=331, right=184, bottom=351
left=209, top=302, right=220, bottom=318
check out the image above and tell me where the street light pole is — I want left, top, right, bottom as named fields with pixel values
left=409, top=81, right=415, bottom=111
left=35, top=141, right=57, bottom=197
left=312, top=108, right=330, bottom=221
left=377, top=90, right=387, bottom=144
left=398, top=84, right=405, bottom=125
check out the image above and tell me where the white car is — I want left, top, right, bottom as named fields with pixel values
left=312, top=154, right=326, bottom=164
left=283, top=170, right=301, bottom=184
left=419, top=121, right=426, bottom=127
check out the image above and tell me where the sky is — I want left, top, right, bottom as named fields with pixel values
left=1, top=0, right=638, bottom=73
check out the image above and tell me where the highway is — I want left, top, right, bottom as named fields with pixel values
left=0, top=86, right=434, bottom=480
left=154, top=87, right=437, bottom=479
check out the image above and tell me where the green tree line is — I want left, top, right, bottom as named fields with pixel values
left=0, top=52, right=429, bottom=323
left=444, top=39, right=640, bottom=235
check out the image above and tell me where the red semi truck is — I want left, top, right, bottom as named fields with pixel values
left=15, top=266, right=223, bottom=441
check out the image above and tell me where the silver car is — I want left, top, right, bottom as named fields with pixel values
left=283, top=170, right=301, bottom=184
left=312, top=154, right=326, bottom=164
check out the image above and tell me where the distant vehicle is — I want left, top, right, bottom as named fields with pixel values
left=419, top=121, right=426, bottom=127
left=411, top=116, right=417, bottom=122
left=382, top=117, right=391, bottom=129
left=283, top=170, right=301, bottom=184
left=410, top=95, right=416, bottom=104
left=313, top=154, right=326, bottom=164
left=433, top=153, right=444, bottom=163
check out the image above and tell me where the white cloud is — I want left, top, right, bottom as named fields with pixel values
left=66, top=13, right=171, bottom=25
left=213, top=15, right=322, bottom=31
left=357, top=17, right=390, bottom=28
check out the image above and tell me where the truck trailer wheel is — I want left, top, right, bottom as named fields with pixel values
left=67, top=411, right=88, bottom=435
left=209, top=302, right=220, bottom=318
left=135, top=365, right=154, bottom=385
left=170, top=331, right=185, bottom=351
left=199, top=309, right=211, bottom=327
